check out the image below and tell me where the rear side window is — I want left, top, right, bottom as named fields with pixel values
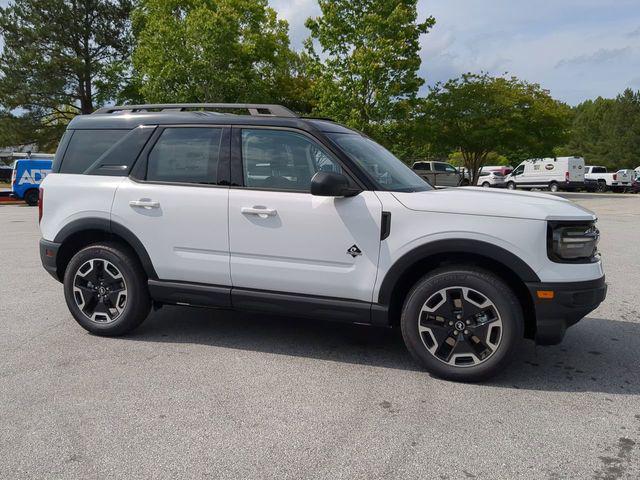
left=592, top=167, right=607, bottom=174
left=146, top=127, right=222, bottom=184
left=60, top=130, right=128, bottom=174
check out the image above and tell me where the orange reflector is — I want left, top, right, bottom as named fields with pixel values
left=45, top=249, right=55, bottom=258
left=537, top=290, right=555, bottom=299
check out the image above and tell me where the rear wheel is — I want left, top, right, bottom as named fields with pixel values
left=63, top=242, right=151, bottom=336
left=596, top=181, right=608, bottom=193
left=24, top=188, right=39, bottom=206
left=482, top=181, right=491, bottom=188
left=548, top=181, right=559, bottom=192
left=507, top=181, right=516, bottom=190
left=400, top=267, right=523, bottom=382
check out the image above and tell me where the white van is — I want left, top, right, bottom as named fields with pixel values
left=505, top=157, right=585, bottom=192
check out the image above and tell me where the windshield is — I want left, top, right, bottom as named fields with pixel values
left=327, top=133, right=432, bottom=192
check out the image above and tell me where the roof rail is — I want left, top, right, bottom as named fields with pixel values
left=93, top=103, right=297, bottom=117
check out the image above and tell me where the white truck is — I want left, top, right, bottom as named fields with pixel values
left=584, top=166, right=634, bottom=192
left=505, top=157, right=585, bottom=192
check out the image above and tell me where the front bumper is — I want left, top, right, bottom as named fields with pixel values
left=526, top=276, right=607, bottom=345
left=40, top=238, right=62, bottom=281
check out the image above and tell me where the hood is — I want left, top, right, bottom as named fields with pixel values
left=392, top=187, right=596, bottom=222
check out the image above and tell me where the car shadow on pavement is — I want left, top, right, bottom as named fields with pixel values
left=126, top=307, right=639, bottom=394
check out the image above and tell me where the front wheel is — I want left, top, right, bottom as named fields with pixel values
left=63, top=242, right=151, bottom=336
left=400, top=267, right=524, bottom=382
left=507, top=181, right=516, bottom=190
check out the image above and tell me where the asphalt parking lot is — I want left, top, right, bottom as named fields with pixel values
left=1, top=194, right=639, bottom=480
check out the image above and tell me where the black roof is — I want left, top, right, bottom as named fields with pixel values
left=67, top=110, right=356, bottom=134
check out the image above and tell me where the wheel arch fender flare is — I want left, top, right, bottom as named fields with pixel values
left=376, top=238, right=541, bottom=307
left=53, top=217, right=158, bottom=280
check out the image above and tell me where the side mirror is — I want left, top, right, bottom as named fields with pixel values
left=311, top=172, right=361, bottom=197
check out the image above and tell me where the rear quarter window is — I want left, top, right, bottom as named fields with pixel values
left=59, top=129, right=128, bottom=174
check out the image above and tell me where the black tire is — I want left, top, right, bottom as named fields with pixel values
left=596, top=181, right=607, bottom=193
left=481, top=181, right=491, bottom=188
left=506, top=181, right=516, bottom=190
left=63, top=242, right=151, bottom=336
left=400, top=267, right=524, bottom=382
left=548, top=181, right=559, bottom=193
left=24, top=188, right=39, bottom=206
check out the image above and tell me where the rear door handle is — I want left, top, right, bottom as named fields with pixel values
left=241, top=206, right=277, bottom=218
left=130, top=199, right=160, bottom=209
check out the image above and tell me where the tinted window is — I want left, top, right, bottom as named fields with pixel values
left=147, top=128, right=222, bottom=184
left=413, top=162, right=428, bottom=171
left=328, top=133, right=431, bottom=192
left=60, top=130, right=128, bottom=174
left=241, top=129, right=342, bottom=191
left=592, top=167, right=607, bottom=174
left=433, top=163, right=447, bottom=172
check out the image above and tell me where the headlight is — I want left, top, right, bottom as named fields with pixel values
left=548, top=221, right=600, bottom=263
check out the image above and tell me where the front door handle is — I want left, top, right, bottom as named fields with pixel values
left=241, top=206, right=277, bottom=218
left=130, top=199, right=160, bottom=209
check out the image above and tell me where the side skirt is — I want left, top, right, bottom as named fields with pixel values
left=148, top=279, right=389, bottom=326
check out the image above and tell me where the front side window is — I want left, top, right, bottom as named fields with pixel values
left=512, top=165, right=525, bottom=176
left=146, top=127, right=222, bottom=184
left=241, top=129, right=342, bottom=191
left=60, top=129, right=128, bottom=174
left=444, top=164, right=457, bottom=173
left=327, top=133, right=431, bottom=192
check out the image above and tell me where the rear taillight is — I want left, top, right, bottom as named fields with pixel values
left=38, top=188, right=43, bottom=223
left=11, top=169, right=16, bottom=186
left=613, top=173, right=617, bottom=181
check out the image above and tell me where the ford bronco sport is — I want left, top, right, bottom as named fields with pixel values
left=39, top=103, right=607, bottom=381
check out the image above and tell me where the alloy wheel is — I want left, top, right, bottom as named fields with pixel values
left=73, top=258, right=128, bottom=323
left=417, top=286, right=503, bottom=367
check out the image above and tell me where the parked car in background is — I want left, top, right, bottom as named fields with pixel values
left=11, top=155, right=54, bottom=205
left=0, top=164, right=12, bottom=183
left=505, top=157, right=585, bottom=192
left=482, top=165, right=513, bottom=176
left=412, top=161, right=470, bottom=187
left=584, top=166, right=634, bottom=192
left=477, top=168, right=507, bottom=188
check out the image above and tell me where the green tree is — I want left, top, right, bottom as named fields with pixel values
left=0, top=0, right=134, bottom=148
left=132, top=0, right=304, bottom=109
left=559, top=89, right=640, bottom=170
left=423, top=73, right=571, bottom=183
left=304, top=0, right=434, bottom=143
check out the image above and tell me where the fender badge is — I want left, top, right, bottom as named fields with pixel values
left=347, top=245, right=362, bottom=257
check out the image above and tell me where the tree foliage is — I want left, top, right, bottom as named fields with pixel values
left=558, top=89, right=640, bottom=170
left=423, top=73, right=572, bottom=183
left=0, top=0, right=133, bottom=149
left=132, top=0, right=306, bottom=110
left=305, top=0, right=434, bottom=141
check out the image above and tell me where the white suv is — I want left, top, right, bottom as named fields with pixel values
left=39, top=103, right=607, bottom=381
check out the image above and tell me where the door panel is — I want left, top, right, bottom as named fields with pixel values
left=229, top=189, right=382, bottom=301
left=111, top=126, right=231, bottom=286
left=112, top=178, right=230, bottom=285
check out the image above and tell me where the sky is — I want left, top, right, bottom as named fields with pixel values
left=1, top=0, right=639, bottom=105
left=271, top=0, right=640, bottom=105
